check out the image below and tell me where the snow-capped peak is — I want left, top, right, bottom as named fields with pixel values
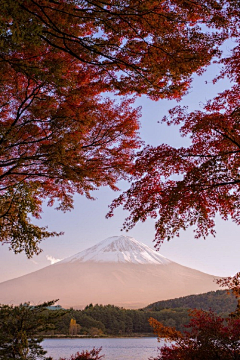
left=60, top=235, right=171, bottom=265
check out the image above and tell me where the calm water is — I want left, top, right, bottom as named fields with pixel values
left=42, top=337, right=163, bottom=360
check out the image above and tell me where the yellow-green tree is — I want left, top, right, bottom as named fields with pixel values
left=69, top=319, right=80, bottom=336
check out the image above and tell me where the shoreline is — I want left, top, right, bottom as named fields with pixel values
left=43, top=333, right=156, bottom=339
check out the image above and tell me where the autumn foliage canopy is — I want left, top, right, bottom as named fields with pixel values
left=0, top=0, right=239, bottom=255
left=108, top=0, right=240, bottom=248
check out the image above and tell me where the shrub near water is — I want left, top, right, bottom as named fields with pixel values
left=58, top=348, right=103, bottom=360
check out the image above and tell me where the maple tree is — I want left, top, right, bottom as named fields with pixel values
left=149, top=310, right=240, bottom=360
left=108, top=1, right=240, bottom=247
left=0, top=0, right=234, bottom=255
left=0, top=61, right=140, bottom=256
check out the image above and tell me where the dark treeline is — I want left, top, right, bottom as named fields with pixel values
left=47, top=290, right=236, bottom=336
left=144, top=290, right=237, bottom=314
left=52, top=305, right=189, bottom=336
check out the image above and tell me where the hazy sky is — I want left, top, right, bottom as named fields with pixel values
left=1, top=51, right=239, bottom=284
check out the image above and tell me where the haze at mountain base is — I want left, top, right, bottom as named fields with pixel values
left=0, top=236, right=220, bottom=309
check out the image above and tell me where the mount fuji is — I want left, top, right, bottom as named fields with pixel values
left=0, top=235, right=220, bottom=309
left=61, top=235, right=171, bottom=265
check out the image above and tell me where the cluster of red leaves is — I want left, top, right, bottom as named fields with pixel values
left=58, top=348, right=103, bottom=360
left=2, top=0, right=228, bottom=99
left=0, top=58, right=141, bottom=256
left=150, top=310, right=240, bottom=360
left=108, top=0, right=240, bottom=248
left=217, top=272, right=240, bottom=317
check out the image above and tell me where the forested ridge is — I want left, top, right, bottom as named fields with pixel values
left=47, top=304, right=189, bottom=335
left=144, top=289, right=237, bottom=313
left=45, top=290, right=237, bottom=336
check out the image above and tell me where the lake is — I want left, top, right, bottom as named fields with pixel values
left=42, top=337, right=164, bottom=360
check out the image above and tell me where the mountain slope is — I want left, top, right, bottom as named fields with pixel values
left=0, top=235, right=220, bottom=309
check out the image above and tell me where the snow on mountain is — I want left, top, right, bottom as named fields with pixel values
left=60, top=235, right=171, bottom=265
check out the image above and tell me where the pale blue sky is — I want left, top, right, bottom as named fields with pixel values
left=1, top=50, right=239, bottom=284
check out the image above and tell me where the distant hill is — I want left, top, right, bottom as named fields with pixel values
left=144, top=290, right=237, bottom=315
